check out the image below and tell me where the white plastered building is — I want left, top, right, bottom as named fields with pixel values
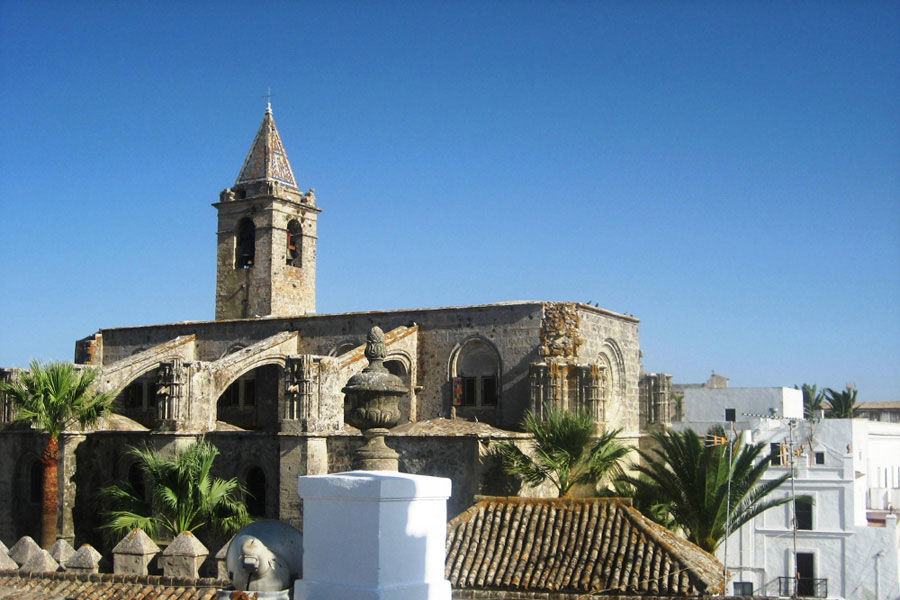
left=674, top=387, right=900, bottom=599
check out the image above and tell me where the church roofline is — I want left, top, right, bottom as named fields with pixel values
left=95, top=300, right=638, bottom=335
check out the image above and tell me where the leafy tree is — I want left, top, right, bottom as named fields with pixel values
left=0, top=361, right=113, bottom=548
left=795, top=383, right=825, bottom=418
left=495, top=407, right=630, bottom=497
left=99, top=439, right=251, bottom=543
left=825, top=385, right=858, bottom=418
left=620, top=428, right=791, bottom=553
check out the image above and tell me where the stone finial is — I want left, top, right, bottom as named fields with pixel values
left=160, top=531, right=208, bottom=580
left=49, top=539, right=76, bottom=569
left=112, top=528, right=160, bottom=576
left=65, top=544, right=104, bottom=574
left=0, top=552, right=17, bottom=570
left=364, top=326, right=387, bottom=367
left=19, top=549, right=59, bottom=573
left=8, top=536, right=41, bottom=566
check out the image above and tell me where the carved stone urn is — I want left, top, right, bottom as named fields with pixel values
left=342, top=326, right=407, bottom=471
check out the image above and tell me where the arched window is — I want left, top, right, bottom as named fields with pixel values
left=452, top=339, right=499, bottom=408
left=236, top=218, right=256, bottom=269
left=245, top=466, right=266, bottom=517
left=286, top=219, right=302, bottom=267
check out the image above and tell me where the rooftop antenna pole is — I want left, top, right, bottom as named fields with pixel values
left=722, top=409, right=735, bottom=595
left=789, top=419, right=798, bottom=599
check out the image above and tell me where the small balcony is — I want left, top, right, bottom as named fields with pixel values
left=777, top=576, right=828, bottom=598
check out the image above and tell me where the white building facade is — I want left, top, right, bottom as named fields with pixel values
left=675, top=389, right=900, bottom=599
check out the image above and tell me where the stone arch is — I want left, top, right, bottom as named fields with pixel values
left=214, top=358, right=287, bottom=432
left=598, top=338, right=627, bottom=400
left=448, top=336, right=502, bottom=422
left=112, top=364, right=161, bottom=428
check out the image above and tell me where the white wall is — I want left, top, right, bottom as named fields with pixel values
left=681, top=387, right=803, bottom=429
left=716, top=417, right=900, bottom=599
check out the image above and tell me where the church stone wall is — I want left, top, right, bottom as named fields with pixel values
left=575, top=305, right=641, bottom=439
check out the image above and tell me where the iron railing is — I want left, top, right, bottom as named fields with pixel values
left=777, top=576, right=828, bottom=598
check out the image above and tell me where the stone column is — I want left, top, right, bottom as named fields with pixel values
left=295, top=471, right=452, bottom=600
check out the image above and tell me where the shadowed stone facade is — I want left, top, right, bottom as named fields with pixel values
left=0, top=106, right=654, bottom=553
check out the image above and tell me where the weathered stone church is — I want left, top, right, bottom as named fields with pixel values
left=0, top=106, right=668, bottom=550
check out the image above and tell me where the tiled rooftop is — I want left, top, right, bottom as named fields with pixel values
left=445, top=497, right=724, bottom=596
left=0, top=571, right=220, bottom=600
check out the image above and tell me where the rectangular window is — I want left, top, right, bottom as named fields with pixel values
left=725, top=408, right=736, bottom=422
left=795, top=496, right=813, bottom=530
left=814, top=452, right=825, bottom=465
left=733, top=581, right=753, bottom=596
left=770, top=443, right=784, bottom=466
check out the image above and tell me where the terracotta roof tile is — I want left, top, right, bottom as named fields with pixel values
left=445, top=497, right=725, bottom=595
left=0, top=572, right=220, bottom=600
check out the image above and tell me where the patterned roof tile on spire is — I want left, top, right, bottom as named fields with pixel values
left=236, top=104, right=298, bottom=189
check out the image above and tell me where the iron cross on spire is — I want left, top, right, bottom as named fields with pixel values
left=263, top=88, right=274, bottom=113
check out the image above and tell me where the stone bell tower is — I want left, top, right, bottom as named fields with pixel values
left=214, top=104, right=319, bottom=320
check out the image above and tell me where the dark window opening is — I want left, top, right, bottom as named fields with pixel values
left=29, top=461, right=41, bottom=504
left=770, top=442, right=784, bottom=466
left=481, top=376, right=497, bottom=405
left=733, top=581, right=753, bottom=596
left=243, top=379, right=256, bottom=407
left=236, top=218, right=256, bottom=269
left=814, top=451, right=825, bottom=465
left=220, top=381, right=240, bottom=407
left=452, top=339, right=500, bottom=412
left=286, top=220, right=302, bottom=267
left=796, top=553, right=815, bottom=597
left=245, top=466, right=266, bottom=517
left=725, top=408, right=736, bottom=422
left=795, top=496, right=813, bottom=530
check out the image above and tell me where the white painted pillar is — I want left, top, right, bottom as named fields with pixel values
left=295, top=470, right=452, bottom=600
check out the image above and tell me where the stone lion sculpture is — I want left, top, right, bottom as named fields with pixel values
left=232, top=536, right=290, bottom=592
left=224, top=520, right=303, bottom=595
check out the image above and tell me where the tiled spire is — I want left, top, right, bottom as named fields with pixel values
left=236, top=104, right=298, bottom=188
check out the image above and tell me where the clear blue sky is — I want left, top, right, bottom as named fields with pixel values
left=1, top=2, right=898, bottom=400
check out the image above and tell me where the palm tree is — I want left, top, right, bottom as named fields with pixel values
left=495, top=406, right=630, bottom=497
left=825, top=385, right=858, bottom=418
left=620, top=428, right=791, bottom=553
left=795, top=383, right=825, bottom=418
left=0, top=361, right=113, bottom=548
left=99, top=439, right=250, bottom=543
